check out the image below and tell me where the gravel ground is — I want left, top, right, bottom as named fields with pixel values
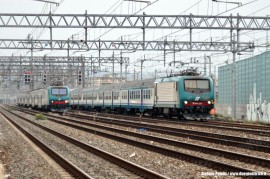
left=64, top=113, right=270, bottom=160
left=57, top=115, right=270, bottom=173
left=0, top=113, right=63, bottom=179
left=6, top=106, right=268, bottom=178
left=59, top=113, right=270, bottom=175
left=2, top=109, right=138, bottom=179
left=12, top=109, right=220, bottom=179
left=102, top=115, right=270, bottom=142
left=101, top=121, right=270, bottom=159
left=155, top=122, right=270, bottom=141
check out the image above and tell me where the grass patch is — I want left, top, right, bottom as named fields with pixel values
left=35, top=113, right=47, bottom=120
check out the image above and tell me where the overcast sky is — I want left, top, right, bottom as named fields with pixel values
left=0, top=0, right=270, bottom=79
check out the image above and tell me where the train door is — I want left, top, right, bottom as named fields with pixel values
left=128, top=90, right=130, bottom=109
left=85, top=93, right=88, bottom=106
left=141, top=88, right=143, bottom=112
left=102, top=92, right=104, bottom=109
left=111, top=91, right=114, bottom=110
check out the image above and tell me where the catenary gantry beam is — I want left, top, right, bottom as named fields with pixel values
left=0, top=39, right=254, bottom=52
left=0, top=56, right=130, bottom=64
left=0, top=13, right=269, bottom=30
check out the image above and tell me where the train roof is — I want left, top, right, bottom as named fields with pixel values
left=98, top=82, right=124, bottom=92
left=121, top=78, right=155, bottom=89
left=154, top=76, right=212, bottom=83
left=71, top=83, right=125, bottom=93
left=72, top=87, right=98, bottom=93
left=71, top=77, right=213, bottom=93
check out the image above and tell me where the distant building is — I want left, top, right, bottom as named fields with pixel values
left=217, top=51, right=270, bottom=122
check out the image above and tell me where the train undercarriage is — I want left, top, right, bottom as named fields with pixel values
left=71, top=104, right=212, bottom=121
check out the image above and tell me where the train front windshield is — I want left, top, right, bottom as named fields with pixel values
left=51, top=88, right=67, bottom=96
left=184, top=79, right=210, bottom=91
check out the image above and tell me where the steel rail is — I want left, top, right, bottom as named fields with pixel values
left=81, top=113, right=270, bottom=136
left=1, top=106, right=168, bottom=179
left=7, top=106, right=262, bottom=174
left=74, top=111, right=270, bottom=136
left=12, top=106, right=270, bottom=152
left=32, top=110, right=270, bottom=169
left=67, top=113, right=270, bottom=147
left=0, top=111, right=92, bottom=179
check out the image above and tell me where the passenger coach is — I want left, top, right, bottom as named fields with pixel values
left=70, top=76, right=214, bottom=120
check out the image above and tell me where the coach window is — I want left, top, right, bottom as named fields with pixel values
left=93, top=93, right=97, bottom=100
left=130, top=91, right=133, bottom=99
left=108, top=92, right=111, bottom=100
left=123, top=91, right=127, bottom=99
left=99, top=93, right=103, bottom=100
left=142, top=89, right=147, bottom=99
left=86, top=93, right=91, bottom=100
left=87, top=93, right=91, bottom=100
left=106, top=92, right=111, bottom=100
left=124, top=91, right=127, bottom=99
left=122, top=91, right=125, bottom=99
left=144, top=89, right=150, bottom=99
left=114, top=92, right=119, bottom=100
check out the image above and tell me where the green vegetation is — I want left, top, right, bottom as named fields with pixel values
left=35, top=113, right=47, bottom=120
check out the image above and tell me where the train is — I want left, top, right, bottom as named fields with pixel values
left=17, top=86, right=70, bottom=112
left=70, top=76, right=215, bottom=120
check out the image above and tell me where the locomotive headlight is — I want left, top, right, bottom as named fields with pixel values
left=65, top=100, right=69, bottom=103
left=207, top=101, right=211, bottom=104
left=184, top=101, right=188, bottom=104
left=51, top=101, right=54, bottom=103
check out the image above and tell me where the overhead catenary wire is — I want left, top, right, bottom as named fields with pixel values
left=131, top=0, right=262, bottom=70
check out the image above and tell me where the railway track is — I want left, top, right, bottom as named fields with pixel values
left=1, top=106, right=167, bottom=179
left=0, top=111, right=92, bottom=179
left=9, top=106, right=270, bottom=176
left=73, top=110, right=270, bottom=137
left=13, top=106, right=270, bottom=152
left=66, top=111, right=270, bottom=152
